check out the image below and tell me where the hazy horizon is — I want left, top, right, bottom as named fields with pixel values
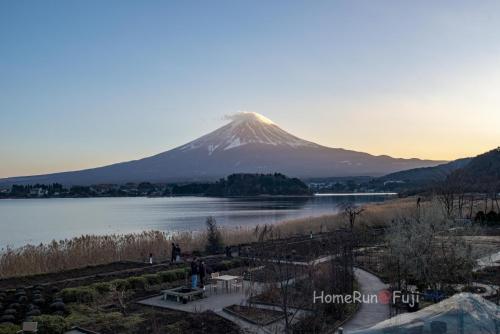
left=2, top=1, right=500, bottom=178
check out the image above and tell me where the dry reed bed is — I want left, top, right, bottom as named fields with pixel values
left=0, top=197, right=416, bottom=279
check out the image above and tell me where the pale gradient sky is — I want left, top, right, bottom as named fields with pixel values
left=1, top=0, right=500, bottom=178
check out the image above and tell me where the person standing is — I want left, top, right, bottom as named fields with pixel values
left=171, top=243, right=176, bottom=262
left=198, top=260, right=206, bottom=290
left=191, top=258, right=199, bottom=289
left=176, top=244, right=181, bottom=262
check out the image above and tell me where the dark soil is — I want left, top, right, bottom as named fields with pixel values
left=0, top=261, right=198, bottom=291
left=0, top=255, right=242, bottom=291
left=249, top=280, right=313, bottom=310
left=239, top=233, right=339, bottom=262
left=0, top=261, right=152, bottom=289
left=129, top=303, right=241, bottom=334
left=224, top=304, right=285, bottom=326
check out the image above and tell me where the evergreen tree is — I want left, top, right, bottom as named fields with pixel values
left=205, top=216, right=223, bottom=254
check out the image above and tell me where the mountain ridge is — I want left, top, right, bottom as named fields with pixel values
left=371, top=147, right=500, bottom=193
left=0, top=112, right=445, bottom=186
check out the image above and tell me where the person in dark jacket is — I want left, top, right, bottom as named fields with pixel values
left=171, top=243, right=176, bottom=262
left=191, top=258, right=199, bottom=288
left=198, top=260, right=207, bottom=290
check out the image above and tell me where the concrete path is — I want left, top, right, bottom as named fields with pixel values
left=138, top=282, right=258, bottom=313
left=137, top=262, right=390, bottom=333
left=343, top=268, right=390, bottom=333
left=475, top=250, right=500, bottom=271
left=137, top=281, right=309, bottom=334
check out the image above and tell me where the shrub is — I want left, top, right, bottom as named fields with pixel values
left=110, top=278, right=131, bottom=291
left=172, top=268, right=188, bottom=279
left=0, top=324, right=20, bottom=334
left=231, top=258, right=244, bottom=267
left=158, top=268, right=188, bottom=283
left=142, top=274, right=161, bottom=286
left=158, top=270, right=177, bottom=282
left=219, top=260, right=233, bottom=271
left=212, top=258, right=245, bottom=272
left=164, top=319, right=191, bottom=334
left=126, top=276, right=148, bottom=290
left=93, top=312, right=143, bottom=333
left=91, top=282, right=112, bottom=294
left=60, top=286, right=98, bottom=303
left=33, top=315, right=70, bottom=334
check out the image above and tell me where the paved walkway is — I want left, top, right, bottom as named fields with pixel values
left=138, top=285, right=253, bottom=313
left=137, top=262, right=390, bottom=333
left=343, top=268, right=390, bottom=333
left=137, top=281, right=308, bottom=334
left=475, top=250, right=500, bottom=271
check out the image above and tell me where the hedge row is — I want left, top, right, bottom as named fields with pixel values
left=60, top=267, right=189, bottom=303
left=60, top=259, right=247, bottom=304
left=0, top=323, right=20, bottom=334
left=212, top=258, right=246, bottom=272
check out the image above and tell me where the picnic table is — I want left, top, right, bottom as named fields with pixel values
left=212, top=274, right=242, bottom=293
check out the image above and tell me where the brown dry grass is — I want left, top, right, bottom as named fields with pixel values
left=270, top=196, right=418, bottom=235
left=0, top=197, right=418, bottom=279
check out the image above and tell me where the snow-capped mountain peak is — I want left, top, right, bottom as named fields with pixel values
left=178, top=112, right=319, bottom=155
left=0, top=111, right=446, bottom=185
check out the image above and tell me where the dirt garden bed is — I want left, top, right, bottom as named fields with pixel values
left=0, top=255, right=247, bottom=291
left=0, top=261, right=164, bottom=290
left=243, top=263, right=304, bottom=283
left=133, top=304, right=241, bottom=334
left=224, top=304, right=286, bottom=326
left=249, top=279, right=314, bottom=310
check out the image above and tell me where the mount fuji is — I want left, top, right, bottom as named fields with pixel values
left=0, top=112, right=445, bottom=185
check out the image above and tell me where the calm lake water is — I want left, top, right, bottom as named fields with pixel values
left=0, top=194, right=395, bottom=248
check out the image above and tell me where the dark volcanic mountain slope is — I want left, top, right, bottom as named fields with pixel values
left=458, top=147, right=500, bottom=180
left=379, top=158, right=472, bottom=184
left=451, top=147, right=500, bottom=191
left=374, top=147, right=500, bottom=193
left=0, top=112, right=445, bottom=186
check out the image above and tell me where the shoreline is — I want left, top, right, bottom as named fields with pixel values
left=0, top=192, right=397, bottom=200
left=1, top=195, right=407, bottom=250
left=0, top=196, right=415, bottom=278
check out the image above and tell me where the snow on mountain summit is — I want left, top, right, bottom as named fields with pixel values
left=178, top=112, right=319, bottom=155
left=225, top=111, right=275, bottom=125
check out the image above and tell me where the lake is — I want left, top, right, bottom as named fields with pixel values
left=0, top=194, right=395, bottom=248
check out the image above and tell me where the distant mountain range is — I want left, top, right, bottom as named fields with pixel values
left=374, top=147, right=500, bottom=192
left=377, top=158, right=471, bottom=184
left=0, top=112, right=445, bottom=186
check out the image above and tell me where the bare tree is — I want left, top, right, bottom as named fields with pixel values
left=250, top=240, right=307, bottom=333
left=385, top=200, right=477, bottom=292
left=436, top=181, right=456, bottom=219
left=339, top=202, right=364, bottom=232
left=245, top=230, right=357, bottom=333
